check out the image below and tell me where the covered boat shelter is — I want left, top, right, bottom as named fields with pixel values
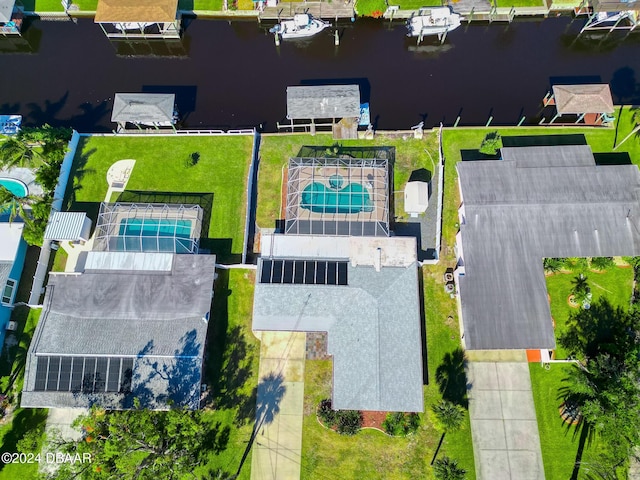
left=111, top=93, right=177, bottom=132
left=283, top=85, right=362, bottom=139
left=542, top=84, right=614, bottom=125
left=0, top=0, right=23, bottom=36
left=95, top=0, right=181, bottom=39
left=579, top=0, right=639, bottom=34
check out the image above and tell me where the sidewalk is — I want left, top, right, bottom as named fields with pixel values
left=466, top=361, right=545, bottom=480
left=251, top=331, right=306, bottom=480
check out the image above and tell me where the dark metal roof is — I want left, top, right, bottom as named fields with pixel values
left=457, top=145, right=640, bottom=350
left=286, top=85, right=361, bottom=120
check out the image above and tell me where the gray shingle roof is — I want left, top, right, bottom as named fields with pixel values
left=456, top=146, right=640, bottom=350
left=22, top=254, right=216, bottom=410
left=253, top=262, right=424, bottom=412
left=111, top=93, right=175, bottom=124
left=286, top=85, right=361, bottom=120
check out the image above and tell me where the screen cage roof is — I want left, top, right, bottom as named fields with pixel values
left=93, top=202, right=203, bottom=254
left=285, top=157, right=390, bottom=236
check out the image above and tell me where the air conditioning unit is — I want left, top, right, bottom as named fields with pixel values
left=6, top=321, right=17, bottom=331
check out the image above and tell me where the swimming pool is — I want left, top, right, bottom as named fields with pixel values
left=301, top=182, right=374, bottom=214
left=114, top=218, right=193, bottom=253
left=0, top=177, right=28, bottom=197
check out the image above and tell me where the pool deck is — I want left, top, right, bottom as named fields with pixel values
left=0, top=167, right=44, bottom=197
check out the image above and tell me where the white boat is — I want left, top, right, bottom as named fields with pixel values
left=269, top=14, right=331, bottom=39
left=114, top=22, right=155, bottom=32
left=406, top=7, right=461, bottom=38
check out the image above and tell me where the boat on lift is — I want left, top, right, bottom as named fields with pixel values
left=114, top=22, right=155, bottom=32
left=406, top=7, right=461, bottom=37
left=269, top=14, right=331, bottom=39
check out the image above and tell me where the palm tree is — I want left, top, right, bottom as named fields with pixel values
left=571, top=274, right=591, bottom=306
left=433, top=456, right=466, bottom=480
left=0, top=136, right=40, bottom=169
left=0, top=186, right=39, bottom=223
left=543, top=258, right=563, bottom=274
left=431, top=400, right=465, bottom=464
left=614, top=106, right=640, bottom=150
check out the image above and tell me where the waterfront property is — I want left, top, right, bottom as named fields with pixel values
left=95, top=0, right=182, bottom=39
left=542, top=83, right=615, bottom=125
left=253, top=156, right=424, bottom=412
left=111, top=93, right=178, bottom=132
left=454, top=143, right=640, bottom=352
left=0, top=222, right=27, bottom=346
left=21, top=202, right=216, bottom=409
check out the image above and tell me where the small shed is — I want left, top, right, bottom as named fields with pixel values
left=44, top=212, right=92, bottom=243
left=95, top=0, right=181, bottom=39
left=544, top=84, right=614, bottom=125
left=111, top=93, right=177, bottom=132
left=0, top=0, right=23, bottom=36
left=404, top=181, right=429, bottom=216
left=285, top=85, right=362, bottom=139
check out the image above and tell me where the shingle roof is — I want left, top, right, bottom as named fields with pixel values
left=286, top=85, right=361, bottom=120
left=22, top=254, right=216, bottom=410
left=111, top=93, right=175, bottom=124
left=456, top=145, right=640, bottom=350
left=253, top=262, right=424, bottom=412
left=95, top=0, right=178, bottom=23
left=552, top=84, right=614, bottom=115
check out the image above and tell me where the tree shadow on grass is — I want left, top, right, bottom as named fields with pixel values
left=0, top=408, right=48, bottom=472
left=435, top=347, right=469, bottom=409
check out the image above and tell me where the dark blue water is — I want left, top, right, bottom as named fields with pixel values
left=0, top=16, right=639, bottom=131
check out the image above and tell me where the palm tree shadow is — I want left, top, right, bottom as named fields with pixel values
left=435, top=347, right=469, bottom=409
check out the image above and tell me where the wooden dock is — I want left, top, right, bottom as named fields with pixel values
left=259, top=1, right=355, bottom=21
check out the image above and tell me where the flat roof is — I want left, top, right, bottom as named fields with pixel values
left=95, top=0, right=178, bottom=23
left=456, top=145, right=640, bottom=350
left=111, top=93, right=175, bottom=124
left=552, top=84, right=614, bottom=115
left=286, top=85, right=361, bottom=120
left=0, top=222, right=23, bottom=262
left=44, top=212, right=90, bottom=241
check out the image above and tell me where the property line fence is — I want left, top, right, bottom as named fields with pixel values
left=421, top=124, right=445, bottom=266
left=242, top=130, right=260, bottom=264
left=86, top=129, right=255, bottom=137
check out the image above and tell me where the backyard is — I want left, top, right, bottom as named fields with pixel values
left=530, top=260, right=634, bottom=480
left=300, top=264, right=475, bottom=480
left=68, top=135, right=253, bottom=262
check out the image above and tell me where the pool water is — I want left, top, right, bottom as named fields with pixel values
left=114, top=218, right=193, bottom=253
left=0, top=178, right=28, bottom=197
left=301, top=182, right=374, bottom=214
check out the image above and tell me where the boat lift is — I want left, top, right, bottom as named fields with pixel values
left=577, top=0, right=639, bottom=35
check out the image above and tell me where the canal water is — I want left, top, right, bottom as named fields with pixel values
left=1, top=16, right=639, bottom=132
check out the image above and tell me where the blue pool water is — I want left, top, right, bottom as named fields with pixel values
left=301, top=182, right=374, bottom=214
left=114, top=218, right=193, bottom=253
left=0, top=178, right=28, bottom=197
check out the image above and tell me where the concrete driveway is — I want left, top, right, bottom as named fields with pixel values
left=467, top=361, right=545, bottom=480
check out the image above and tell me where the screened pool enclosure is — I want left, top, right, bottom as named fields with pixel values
left=93, top=202, right=203, bottom=253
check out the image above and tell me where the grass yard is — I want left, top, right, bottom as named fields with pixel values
left=300, top=265, right=475, bottom=480
left=256, top=132, right=439, bottom=230
left=196, top=269, right=260, bottom=479
left=545, top=264, right=634, bottom=359
left=69, top=135, right=253, bottom=263
left=27, top=0, right=223, bottom=12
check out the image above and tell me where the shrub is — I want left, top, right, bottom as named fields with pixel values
left=382, top=412, right=420, bottom=436
left=185, top=151, right=200, bottom=168
left=565, top=257, right=589, bottom=273
left=543, top=258, right=563, bottom=274
left=479, top=131, right=501, bottom=155
left=317, top=399, right=336, bottom=427
left=433, top=455, right=466, bottom=480
left=590, top=257, right=615, bottom=271
left=335, top=409, right=362, bottom=436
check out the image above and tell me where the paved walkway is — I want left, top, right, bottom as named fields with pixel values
left=41, top=408, right=85, bottom=475
left=251, top=331, right=306, bottom=480
left=467, top=361, right=545, bottom=480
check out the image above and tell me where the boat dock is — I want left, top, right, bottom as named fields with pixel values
left=258, top=0, right=355, bottom=21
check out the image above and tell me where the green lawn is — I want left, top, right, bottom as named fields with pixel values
left=300, top=265, right=475, bottom=480
left=0, top=248, right=48, bottom=480
left=69, top=135, right=253, bottom=262
left=195, top=269, right=259, bottom=479
left=256, top=132, right=439, bottom=230
left=545, top=264, right=634, bottom=359
left=28, top=0, right=223, bottom=12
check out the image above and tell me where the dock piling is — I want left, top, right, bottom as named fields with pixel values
left=486, top=116, right=493, bottom=127
left=454, top=116, right=461, bottom=128
left=275, top=33, right=280, bottom=46
left=335, top=29, right=339, bottom=45
left=517, top=115, right=526, bottom=126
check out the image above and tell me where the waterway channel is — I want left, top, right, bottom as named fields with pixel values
left=1, top=16, right=639, bottom=132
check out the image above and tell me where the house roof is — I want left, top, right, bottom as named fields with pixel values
left=286, top=85, right=361, bottom=120
left=44, top=212, right=90, bottom=241
left=111, top=93, right=175, bottom=124
left=456, top=145, right=640, bottom=350
left=0, top=0, right=16, bottom=24
left=552, top=84, right=614, bottom=115
left=253, top=260, right=424, bottom=412
left=22, top=253, right=216, bottom=410
left=0, top=222, right=23, bottom=262
left=95, top=0, right=178, bottom=23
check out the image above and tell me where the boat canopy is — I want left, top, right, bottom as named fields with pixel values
left=111, top=93, right=176, bottom=124
left=95, top=0, right=178, bottom=23
left=293, top=14, right=311, bottom=26
left=0, top=0, right=16, bottom=24
left=287, top=85, right=361, bottom=120
left=552, top=84, right=614, bottom=115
